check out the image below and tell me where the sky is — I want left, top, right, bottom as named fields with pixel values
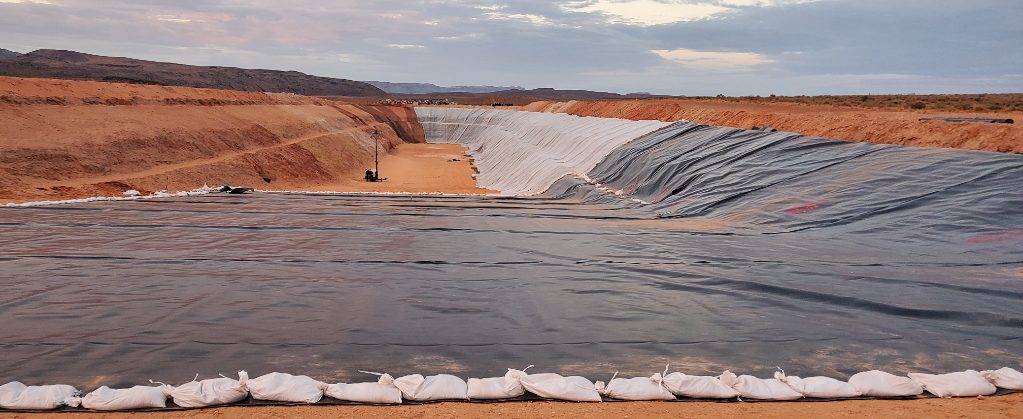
left=0, top=0, right=1021, bottom=95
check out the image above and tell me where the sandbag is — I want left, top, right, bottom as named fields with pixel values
left=774, top=370, right=860, bottom=398
left=718, top=371, right=802, bottom=400
left=393, top=374, right=468, bottom=401
left=594, top=372, right=675, bottom=401
left=847, top=370, right=923, bottom=397
left=81, top=384, right=173, bottom=410
left=170, top=371, right=249, bottom=408
left=325, top=371, right=402, bottom=404
left=467, top=367, right=530, bottom=400
left=908, top=370, right=997, bottom=398
left=661, top=372, right=738, bottom=399
left=981, top=367, right=1023, bottom=390
left=519, top=373, right=602, bottom=402
left=0, top=382, right=81, bottom=410
left=245, top=372, right=326, bottom=403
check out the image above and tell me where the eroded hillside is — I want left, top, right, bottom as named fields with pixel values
left=0, top=76, right=422, bottom=202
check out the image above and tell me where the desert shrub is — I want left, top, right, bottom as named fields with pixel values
left=910, top=101, right=926, bottom=109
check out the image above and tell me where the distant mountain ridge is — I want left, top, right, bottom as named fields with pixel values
left=0, top=47, right=656, bottom=101
left=479, top=87, right=654, bottom=100
left=393, top=87, right=657, bottom=105
left=366, top=80, right=524, bottom=94
left=0, top=49, right=385, bottom=96
left=0, top=48, right=21, bottom=61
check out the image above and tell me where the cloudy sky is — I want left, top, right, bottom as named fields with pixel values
left=1, top=0, right=1021, bottom=95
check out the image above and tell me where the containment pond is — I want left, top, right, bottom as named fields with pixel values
left=1, top=190, right=1021, bottom=388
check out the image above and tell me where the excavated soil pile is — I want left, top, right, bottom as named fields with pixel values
left=0, top=76, right=423, bottom=202
left=523, top=99, right=1023, bottom=153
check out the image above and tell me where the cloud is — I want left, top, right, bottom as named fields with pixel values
left=0, top=0, right=1019, bottom=95
left=716, top=0, right=817, bottom=6
left=483, top=11, right=556, bottom=26
left=336, top=53, right=381, bottom=65
left=386, top=43, right=425, bottom=50
left=433, top=33, right=480, bottom=41
left=652, top=48, right=773, bottom=70
left=561, top=0, right=823, bottom=26
left=563, top=0, right=730, bottom=26
left=153, top=15, right=194, bottom=24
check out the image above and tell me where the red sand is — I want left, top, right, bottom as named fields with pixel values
left=312, top=142, right=494, bottom=194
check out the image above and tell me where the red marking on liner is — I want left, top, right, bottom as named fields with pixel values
left=785, top=201, right=824, bottom=215
left=964, top=229, right=1023, bottom=245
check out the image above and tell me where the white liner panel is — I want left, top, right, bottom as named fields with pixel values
left=416, top=107, right=670, bottom=196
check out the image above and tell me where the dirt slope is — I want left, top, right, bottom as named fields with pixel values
left=0, top=76, right=422, bottom=203
left=0, top=49, right=385, bottom=96
left=523, top=99, right=1023, bottom=153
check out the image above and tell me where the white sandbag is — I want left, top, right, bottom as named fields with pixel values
left=0, top=382, right=81, bottom=410
left=467, top=367, right=531, bottom=400
left=718, top=371, right=802, bottom=400
left=908, top=370, right=997, bottom=398
left=170, top=371, right=249, bottom=407
left=847, top=370, right=923, bottom=397
left=245, top=372, right=326, bottom=403
left=324, top=371, right=402, bottom=404
left=661, top=372, right=738, bottom=399
left=519, top=373, right=602, bottom=402
left=393, top=374, right=468, bottom=401
left=594, top=371, right=675, bottom=401
left=774, top=370, right=860, bottom=398
left=81, top=384, right=173, bottom=410
left=981, top=367, right=1023, bottom=390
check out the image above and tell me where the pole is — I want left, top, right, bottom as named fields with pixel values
left=374, top=129, right=379, bottom=180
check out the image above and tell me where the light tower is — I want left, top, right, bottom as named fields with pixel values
left=373, top=127, right=380, bottom=180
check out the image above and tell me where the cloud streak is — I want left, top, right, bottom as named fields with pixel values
left=653, top=48, right=773, bottom=71
left=563, top=0, right=731, bottom=26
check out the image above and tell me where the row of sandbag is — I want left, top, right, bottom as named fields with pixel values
left=2, top=367, right=1022, bottom=411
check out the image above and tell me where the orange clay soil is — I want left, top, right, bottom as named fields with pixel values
left=306, top=142, right=494, bottom=194
left=0, top=76, right=424, bottom=203
left=522, top=99, right=1023, bottom=153
left=2, top=394, right=1021, bottom=419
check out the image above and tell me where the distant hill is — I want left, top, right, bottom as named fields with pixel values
left=0, top=48, right=657, bottom=101
left=393, top=87, right=657, bottom=105
left=0, top=49, right=385, bottom=96
left=481, top=87, right=654, bottom=100
left=366, top=81, right=524, bottom=94
left=0, top=48, right=21, bottom=61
